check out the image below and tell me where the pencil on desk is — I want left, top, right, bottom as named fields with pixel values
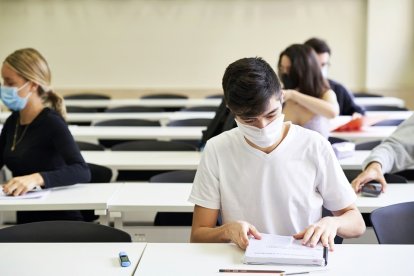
left=219, top=268, right=285, bottom=273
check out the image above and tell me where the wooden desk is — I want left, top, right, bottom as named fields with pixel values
left=135, top=243, right=413, bottom=275
left=82, top=151, right=202, bottom=170
left=108, top=183, right=194, bottom=229
left=69, top=126, right=205, bottom=141
left=0, top=242, right=145, bottom=276
left=0, top=183, right=122, bottom=225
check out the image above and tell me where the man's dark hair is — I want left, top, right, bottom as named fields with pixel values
left=304, top=37, right=331, bottom=55
left=278, top=44, right=329, bottom=99
left=222, top=57, right=281, bottom=117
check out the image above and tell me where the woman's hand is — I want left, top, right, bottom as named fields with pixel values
left=2, top=173, right=44, bottom=196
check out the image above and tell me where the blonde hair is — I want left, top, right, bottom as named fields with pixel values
left=4, top=48, right=66, bottom=119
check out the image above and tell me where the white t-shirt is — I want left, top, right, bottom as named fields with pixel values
left=189, top=122, right=356, bottom=235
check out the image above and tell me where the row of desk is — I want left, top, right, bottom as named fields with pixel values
left=1, top=183, right=413, bottom=229
left=1, top=242, right=413, bottom=275
left=59, top=96, right=406, bottom=108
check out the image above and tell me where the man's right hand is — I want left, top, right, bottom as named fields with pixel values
left=224, top=220, right=261, bottom=249
left=351, top=162, right=387, bottom=193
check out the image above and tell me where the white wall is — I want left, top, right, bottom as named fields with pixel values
left=0, top=0, right=367, bottom=91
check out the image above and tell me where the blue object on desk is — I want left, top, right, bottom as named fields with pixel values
left=119, top=251, right=131, bottom=267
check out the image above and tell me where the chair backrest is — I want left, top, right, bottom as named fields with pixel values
left=344, top=171, right=408, bottom=183
left=181, top=106, right=219, bottom=112
left=111, top=140, right=197, bottom=151
left=328, top=137, right=349, bottom=144
left=149, top=170, right=197, bottom=183
left=205, top=94, right=224, bottom=99
left=88, top=163, right=113, bottom=183
left=167, top=118, right=212, bottom=127
left=372, top=119, right=404, bottom=126
left=371, top=201, right=414, bottom=244
left=105, top=106, right=165, bottom=113
left=363, top=105, right=408, bottom=111
left=93, top=119, right=161, bottom=127
left=355, top=140, right=381, bottom=150
left=353, top=92, right=383, bottom=98
left=66, top=106, right=100, bottom=113
left=140, top=93, right=188, bottom=99
left=395, top=170, right=414, bottom=181
left=76, top=141, right=105, bottom=151
left=64, top=93, right=110, bottom=100
left=0, top=221, right=131, bottom=242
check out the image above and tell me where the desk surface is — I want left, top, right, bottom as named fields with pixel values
left=0, top=242, right=145, bottom=276
left=0, top=183, right=121, bottom=211
left=330, top=126, right=396, bottom=142
left=69, top=125, right=206, bottom=140
left=109, top=183, right=194, bottom=213
left=135, top=243, right=413, bottom=276
left=82, top=150, right=366, bottom=171
left=82, top=151, right=202, bottom=170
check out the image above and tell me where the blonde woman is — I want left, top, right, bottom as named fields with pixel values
left=278, top=44, right=339, bottom=138
left=0, top=48, right=90, bottom=223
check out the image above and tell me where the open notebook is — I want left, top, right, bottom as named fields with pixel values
left=0, top=189, right=50, bottom=200
left=244, top=234, right=328, bottom=266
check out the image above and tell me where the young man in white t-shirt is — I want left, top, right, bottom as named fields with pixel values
left=189, top=57, right=365, bottom=251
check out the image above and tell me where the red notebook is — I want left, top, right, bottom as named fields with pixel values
left=332, top=116, right=388, bottom=132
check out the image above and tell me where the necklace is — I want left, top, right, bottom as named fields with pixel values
left=11, top=119, right=29, bottom=151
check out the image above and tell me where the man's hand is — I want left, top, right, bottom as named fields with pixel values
left=293, top=216, right=339, bottom=251
left=351, top=162, right=387, bottom=193
left=224, top=220, right=262, bottom=249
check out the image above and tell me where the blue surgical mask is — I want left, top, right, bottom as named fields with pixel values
left=0, top=82, right=31, bottom=111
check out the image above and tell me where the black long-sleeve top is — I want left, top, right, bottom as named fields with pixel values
left=0, top=108, right=90, bottom=188
left=328, top=79, right=365, bottom=116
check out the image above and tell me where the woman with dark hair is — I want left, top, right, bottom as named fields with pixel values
left=278, top=44, right=339, bottom=138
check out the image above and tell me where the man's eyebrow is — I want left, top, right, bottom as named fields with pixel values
left=240, top=108, right=279, bottom=120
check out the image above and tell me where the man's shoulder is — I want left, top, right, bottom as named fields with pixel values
left=206, top=127, right=239, bottom=147
left=328, top=79, right=349, bottom=94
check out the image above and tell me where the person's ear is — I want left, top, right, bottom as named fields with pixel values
left=28, top=81, right=39, bottom=93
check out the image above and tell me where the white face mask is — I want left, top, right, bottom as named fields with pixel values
left=235, top=114, right=285, bottom=148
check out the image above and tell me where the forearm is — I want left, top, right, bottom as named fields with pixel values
left=290, top=91, right=339, bottom=118
left=191, top=225, right=230, bottom=243
left=334, top=209, right=365, bottom=238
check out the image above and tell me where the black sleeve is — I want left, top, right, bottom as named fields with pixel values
left=330, top=80, right=365, bottom=115
left=0, top=124, right=6, bottom=169
left=40, top=117, right=91, bottom=188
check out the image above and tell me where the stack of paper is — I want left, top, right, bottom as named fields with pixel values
left=0, top=189, right=51, bottom=200
left=244, top=234, right=328, bottom=266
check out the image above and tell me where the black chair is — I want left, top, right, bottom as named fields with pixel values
left=93, top=119, right=161, bottom=148
left=81, top=163, right=113, bottom=222
left=370, top=201, right=414, bottom=244
left=328, top=137, right=349, bottom=144
left=205, top=94, right=224, bottom=99
left=355, top=140, right=381, bottom=150
left=395, top=169, right=414, bottom=181
left=111, top=140, right=197, bottom=151
left=181, top=106, right=219, bottom=112
left=140, top=93, right=188, bottom=99
left=149, top=170, right=197, bottom=183
left=363, top=105, right=408, bottom=111
left=66, top=106, right=100, bottom=113
left=372, top=119, right=404, bottom=126
left=112, top=141, right=197, bottom=181
left=167, top=118, right=212, bottom=127
left=0, top=220, right=131, bottom=242
left=149, top=170, right=196, bottom=226
left=64, top=93, right=110, bottom=100
left=105, top=106, right=165, bottom=113
left=76, top=141, right=105, bottom=151
left=353, top=92, right=383, bottom=98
